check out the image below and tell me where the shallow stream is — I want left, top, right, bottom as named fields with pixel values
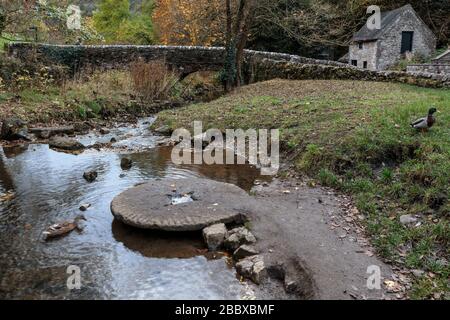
left=0, top=118, right=269, bottom=299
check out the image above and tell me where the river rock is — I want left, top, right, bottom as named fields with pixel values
left=29, top=126, right=75, bottom=139
left=49, top=136, right=85, bottom=151
left=37, top=130, right=51, bottom=139
left=156, top=137, right=176, bottom=147
left=235, top=255, right=267, bottom=284
left=202, top=223, right=227, bottom=251
left=236, top=258, right=253, bottom=278
left=233, top=244, right=259, bottom=260
left=110, top=178, right=249, bottom=231
left=100, top=127, right=110, bottom=135
left=1, top=117, right=29, bottom=140
left=154, top=125, right=172, bottom=135
left=224, top=227, right=256, bottom=251
left=251, top=258, right=267, bottom=284
left=15, top=128, right=32, bottom=141
left=83, top=171, right=98, bottom=183
left=400, top=214, right=418, bottom=226
left=120, top=158, right=133, bottom=170
left=73, top=122, right=91, bottom=134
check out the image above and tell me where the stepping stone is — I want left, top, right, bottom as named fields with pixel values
left=203, top=223, right=227, bottom=251
left=49, top=136, right=85, bottom=151
left=224, top=227, right=256, bottom=250
left=235, top=255, right=267, bottom=284
left=111, top=178, right=250, bottom=231
left=233, top=244, right=259, bottom=260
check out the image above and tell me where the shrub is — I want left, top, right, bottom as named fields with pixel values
left=64, top=69, right=133, bottom=98
left=180, top=71, right=223, bottom=102
left=389, top=52, right=429, bottom=71
left=130, top=59, right=179, bottom=101
left=0, top=55, right=68, bottom=91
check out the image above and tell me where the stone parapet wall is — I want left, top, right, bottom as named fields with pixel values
left=406, top=64, right=450, bottom=76
left=250, top=58, right=449, bottom=88
left=6, top=44, right=227, bottom=75
left=6, top=43, right=347, bottom=75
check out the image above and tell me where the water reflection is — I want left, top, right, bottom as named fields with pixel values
left=0, top=149, right=14, bottom=192
left=140, top=146, right=269, bottom=192
left=112, top=220, right=207, bottom=259
left=3, top=144, right=30, bottom=158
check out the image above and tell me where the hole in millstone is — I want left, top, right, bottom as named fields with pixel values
left=169, top=192, right=196, bottom=205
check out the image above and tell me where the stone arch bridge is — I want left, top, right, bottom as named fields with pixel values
left=6, top=43, right=449, bottom=88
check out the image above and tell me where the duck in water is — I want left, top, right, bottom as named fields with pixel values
left=43, top=215, right=86, bottom=240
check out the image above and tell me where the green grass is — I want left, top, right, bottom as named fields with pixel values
left=0, top=33, right=23, bottom=53
left=0, top=37, right=12, bottom=53
left=0, top=38, right=9, bottom=53
left=154, top=79, right=450, bottom=299
left=0, top=92, right=13, bottom=103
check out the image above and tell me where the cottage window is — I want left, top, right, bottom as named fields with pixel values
left=358, top=43, right=363, bottom=49
left=351, top=60, right=357, bottom=66
left=363, top=61, right=368, bottom=69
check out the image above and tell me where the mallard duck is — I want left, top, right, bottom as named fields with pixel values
left=43, top=215, right=86, bottom=240
left=411, top=108, right=437, bottom=131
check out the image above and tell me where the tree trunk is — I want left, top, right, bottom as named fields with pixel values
left=223, top=0, right=255, bottom=91
left=235, top=5, right=253, bottom=86
left=224, top=0, right=233, bottom=91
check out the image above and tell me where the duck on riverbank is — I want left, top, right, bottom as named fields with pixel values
left=410, top=107, right=437, bottom=131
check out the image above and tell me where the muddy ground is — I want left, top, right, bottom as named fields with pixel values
left=248, top=178, right=402, bottom=300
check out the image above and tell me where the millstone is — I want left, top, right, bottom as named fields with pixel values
left=111, top=178, right=250, bottom=231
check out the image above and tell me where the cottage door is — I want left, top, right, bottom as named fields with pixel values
left=401, top=31, right=414, bottom=54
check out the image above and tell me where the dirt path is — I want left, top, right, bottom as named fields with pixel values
left=247, top=178, right=397, bottom=300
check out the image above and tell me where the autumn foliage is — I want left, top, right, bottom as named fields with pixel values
left=130, top=59, right=179, bottom=100
left=153, top=0, right=227, bottom=46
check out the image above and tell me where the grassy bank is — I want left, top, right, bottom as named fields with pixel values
left=154, top=79, right=449, bottom=299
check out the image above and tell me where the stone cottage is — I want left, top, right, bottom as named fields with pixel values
left=348, top=4, right=436, bottom=71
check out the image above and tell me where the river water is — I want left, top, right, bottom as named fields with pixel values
left=0, top=118, right=269, bottom=300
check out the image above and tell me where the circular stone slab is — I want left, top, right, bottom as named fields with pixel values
left=111, top=178, right=251, bottom=231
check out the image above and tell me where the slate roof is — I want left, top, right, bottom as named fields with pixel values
left=352, top=4, right=413, bottom=42
left=338, top=52, right=349, bottom=63
left=432, top=48, right=450, bottom=62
